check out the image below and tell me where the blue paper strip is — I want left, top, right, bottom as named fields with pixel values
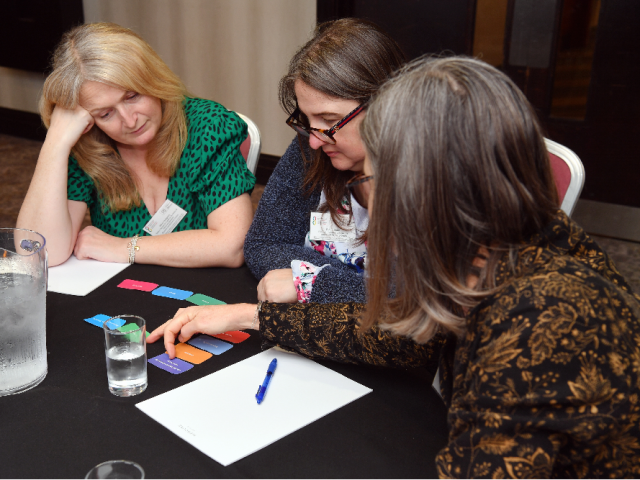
left=84, top=314, right=125, bottom=329
left=188, top=335, right=234, bottom=355
left=151, top=286, right=194, bottom=300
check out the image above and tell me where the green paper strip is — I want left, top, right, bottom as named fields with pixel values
left=117, top=322, right=150, bottom=341
left=185, top=293, right=227, bottom=306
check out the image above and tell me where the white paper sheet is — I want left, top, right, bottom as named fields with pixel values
left=136, top=348, right=372, bottom=466
left=47, top=255, right=129, bottom=296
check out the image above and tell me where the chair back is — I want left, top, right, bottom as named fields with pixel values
left=545, top=138, right=585, bottom=216
left=237, top=113, right=262, bottom=175
left=431, top=139, right=586, bottom=400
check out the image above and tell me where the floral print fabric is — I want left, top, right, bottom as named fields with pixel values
left=260, top=211, right=640, bottom=477
left=293, top=233, right=367, bottom=303
left=305, top=234, right=367, bottom=274
left=292, top=190, right=368, bottom=302
left=244, top=139, right=367, bottom=303
left=291, top=260, right=330, bottom=303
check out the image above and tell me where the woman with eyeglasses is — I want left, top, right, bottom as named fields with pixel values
left=17, top=23, right=255, bottom=267
left=151, top=56, right=640, bottom=476
left=243, top=18, right=405, bottom=304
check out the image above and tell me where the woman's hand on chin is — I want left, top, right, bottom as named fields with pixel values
left=73, top=226, right=129, bottom=263
left=147, top=304, right=257, bottom=358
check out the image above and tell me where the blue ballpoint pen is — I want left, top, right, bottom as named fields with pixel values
left=255, top=358, right=277, bottom=404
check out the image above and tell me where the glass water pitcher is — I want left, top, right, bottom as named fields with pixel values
left=0, top=228, right=47, bottom=395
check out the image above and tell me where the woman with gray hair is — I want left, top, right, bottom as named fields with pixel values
left=151, top=56, right=640, bottom=477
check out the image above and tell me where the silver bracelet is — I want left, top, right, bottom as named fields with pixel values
left=251, top=301, right=264, bottom=330
left=127, top=234, right=140, bottom=264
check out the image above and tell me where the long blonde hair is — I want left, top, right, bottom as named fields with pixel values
left=40, top=22, right=188, bottom=211
left=360, top=57, right=558, bottom=342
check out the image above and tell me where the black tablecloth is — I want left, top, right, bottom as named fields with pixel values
left=0, top=264, right=448, bottom=478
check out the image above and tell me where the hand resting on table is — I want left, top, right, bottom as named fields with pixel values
left=74, top=226, right=130, bottom=263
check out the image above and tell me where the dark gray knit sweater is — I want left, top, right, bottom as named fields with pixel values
left=243, top=138, right=366, bottom=303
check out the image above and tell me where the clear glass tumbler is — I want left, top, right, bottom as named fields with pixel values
left=103, top=315, right=147, bottom=397
left=85, top=460, right=145, bottom=479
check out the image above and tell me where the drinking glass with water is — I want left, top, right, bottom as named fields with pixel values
left=103, top=315, right=147, bottom=397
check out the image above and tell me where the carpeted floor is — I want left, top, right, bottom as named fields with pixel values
left=2, top=133, right=639, bottom=293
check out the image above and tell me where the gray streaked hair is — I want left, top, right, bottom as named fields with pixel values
left=360, top=56, right=558, bottom=341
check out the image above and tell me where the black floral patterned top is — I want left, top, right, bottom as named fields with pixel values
left=66, top=97, right=256, bottom=238
left=259, top=211, right=640, bottom=478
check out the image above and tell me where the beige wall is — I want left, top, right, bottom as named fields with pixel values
left=0, top=67, right=45, bottom=114
left=0, top=0, right=316, bottom=156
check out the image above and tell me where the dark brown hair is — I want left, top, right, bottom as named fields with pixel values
left=279, top=18, right=405, bottom=227
left=360, top=56, right=559, bottom=342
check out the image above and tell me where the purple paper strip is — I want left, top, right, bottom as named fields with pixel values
left=148, top=353, right=194, bottom=374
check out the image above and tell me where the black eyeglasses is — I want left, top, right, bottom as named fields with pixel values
left=286, top=104, right=365, bottom=145
left=346, top=173, right=374, bottom=191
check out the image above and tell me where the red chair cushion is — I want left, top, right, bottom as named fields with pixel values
left=549, top=152, right=571, bottom=205
left=239, top=133, right=251, bottom=161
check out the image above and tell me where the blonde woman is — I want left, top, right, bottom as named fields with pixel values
left=17, top=23, right=255, bottom=267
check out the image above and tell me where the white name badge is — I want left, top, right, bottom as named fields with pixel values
left=309, top=211, right=357, bottom=242
left=143, top=199, right=187, bottom=236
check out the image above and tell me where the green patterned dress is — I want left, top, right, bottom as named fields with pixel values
left=66, top=97, right=256, bottom=237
